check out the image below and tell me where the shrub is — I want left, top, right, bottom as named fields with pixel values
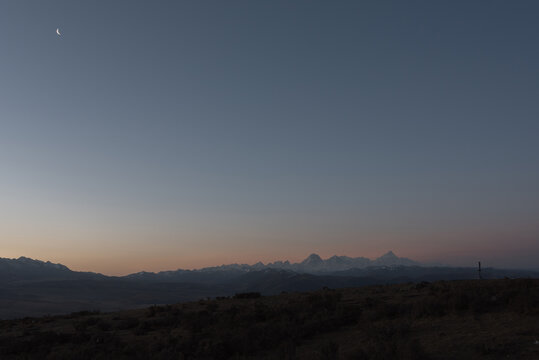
left=233, top=292, right=262, bottom=299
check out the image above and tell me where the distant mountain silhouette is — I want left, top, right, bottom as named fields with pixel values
left=0, top=251, right=418, bottom=283
left=136, top=251, right=421, bottom=278
left=371, top=250, right=418, bottom=267
left=1, top=253, right=538, bottom=319
left=0, top=256, right=104, bottom=283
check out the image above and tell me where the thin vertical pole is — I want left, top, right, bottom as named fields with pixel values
left=478, top=261, right=482, bottom=279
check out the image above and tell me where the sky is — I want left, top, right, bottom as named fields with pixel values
left=1, top=1, right=538, bottom=275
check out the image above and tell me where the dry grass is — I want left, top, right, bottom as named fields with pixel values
left=0, top=279, right=538, bottom=359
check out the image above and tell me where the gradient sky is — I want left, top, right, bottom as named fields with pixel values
left=1, top=1, right=538, bottom=275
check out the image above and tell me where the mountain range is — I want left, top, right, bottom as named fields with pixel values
left=125, top=251, right=420, bottom=280
left=1, top=252, right=537, bottom=319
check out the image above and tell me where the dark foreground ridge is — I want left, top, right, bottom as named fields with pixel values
left=1, top=279, right=538, bottom=359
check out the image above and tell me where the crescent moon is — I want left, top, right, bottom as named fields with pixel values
left=56, top=28, right=61, bottom=36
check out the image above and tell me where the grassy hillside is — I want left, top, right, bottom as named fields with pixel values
left=1, top=279, right=538, bottom=359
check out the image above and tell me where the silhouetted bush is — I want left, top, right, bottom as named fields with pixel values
left=68, top=310, right=101, bottom=318
left=233, top=292, right=261, bottom=299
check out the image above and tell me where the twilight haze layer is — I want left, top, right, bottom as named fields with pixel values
left=1, top=1, right=538, bottom=275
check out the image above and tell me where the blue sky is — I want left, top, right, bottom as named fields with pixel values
left=1, top=1, right=538, bottom=274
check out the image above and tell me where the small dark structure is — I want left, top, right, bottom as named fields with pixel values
left=478, top=261, right=482, bottom=279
